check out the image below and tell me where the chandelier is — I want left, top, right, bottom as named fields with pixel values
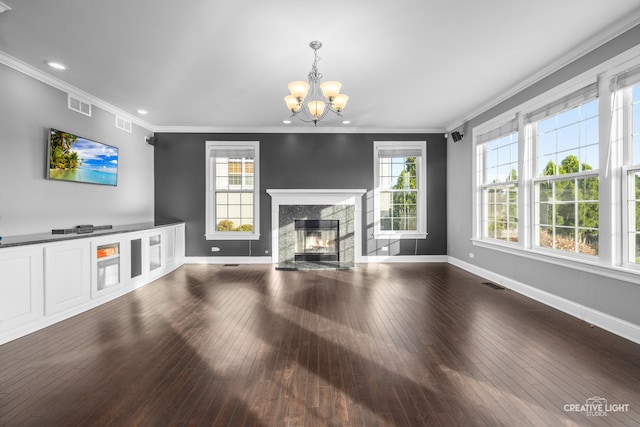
left=284, top=41, right=349, bottom=126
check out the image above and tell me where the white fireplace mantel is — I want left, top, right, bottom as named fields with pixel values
left=267, top=189, right=366, bottom=264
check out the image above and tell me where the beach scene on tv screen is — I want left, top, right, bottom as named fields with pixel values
left=49, top=129, right=118, bottom=186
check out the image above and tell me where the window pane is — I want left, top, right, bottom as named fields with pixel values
left=579, top=202, right=599, bottom=228
left=480, top=131, right=518, bottom=242
left=538, top=226, right=554, bottom=248
left=241, top=192, right=253, bottom=204
left=558, top=202, right=575, bottom=226
left=537, top=99, right=598, bottom=176
left=634, top=234, right=640, bottom=264
left=556, top=179, right=575, bottom=201
left=379, top=189, right=418, bottom=231
left=216, top=176, right=229, bottom=190
left=378, top=152, right=420, bottom=232
left=216, top=205, right=227, bottom=219
left=228, top=161, right=241, bottom=174
left=534, top=177, right=598, bottom=255
left=539, top=202, right=553, bottom=226
left=482, top=184, right=518, bottom=242
left=215, top=188, right=254, bottom=232
left=483, top=132, right=518, bottom=184
left=380, top=218, right=392, bottom=231
left=216, top=193, right=228, bottom=204
left=633, top=84, right=640, bottom=164
left=228, top=192, right=241, bottom=204
left=627, top=170, right=640, bottom=263
left=228, top=205, right=241, bottom=218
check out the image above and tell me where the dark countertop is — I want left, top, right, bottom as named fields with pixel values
left=0, top=221, right=184, bottom=249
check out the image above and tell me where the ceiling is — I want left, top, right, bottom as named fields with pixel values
left=1, top=1, right=640, bottom=133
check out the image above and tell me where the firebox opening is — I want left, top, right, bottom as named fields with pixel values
left=294, top=219, right=339, bottom=262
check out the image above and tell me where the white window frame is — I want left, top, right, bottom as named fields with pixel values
left=373, top=140, right=427, bottom=239
left=529, top=90, right=600, bottom=258
left=618, top=73, right=640, bottom=268
left=470, top=46, right=640, bottom=282
left=475, top=119, right=520, bottom=244
left=205, top=141, right=260, bottom=240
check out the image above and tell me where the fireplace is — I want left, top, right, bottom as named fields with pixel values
left=294, top=219, right=339, bottom=262
left=267, top=189, right=366, bottom=269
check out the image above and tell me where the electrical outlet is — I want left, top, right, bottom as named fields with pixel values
left=211, top=247, right=220, bottom=252
left=381, top=246, right=389, bottom=252
left=469, top=252, right=475, bottom=259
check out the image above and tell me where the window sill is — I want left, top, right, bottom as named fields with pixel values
left=471, top=238, right=640, bottom=284
left=374, top=232, right=427, bottom=240
left=205, top=233, right=260, bottom=241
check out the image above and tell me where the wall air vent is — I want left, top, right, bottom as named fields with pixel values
left=115, top=116, right=132, bottom=133
left=67, top=94, right=92, bottom=117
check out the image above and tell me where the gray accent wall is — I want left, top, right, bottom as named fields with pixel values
left=447, top=23, right=640, bottom=328
left=0, top=63, right=155, bottom=237
left=154, top=132, right=447, bottom=258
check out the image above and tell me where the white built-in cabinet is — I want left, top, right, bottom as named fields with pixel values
left=0, top=223, right=184, bottom=345
left=0, top=246, right=43, bottom=333
left=44, top=240, right=91, bottom=315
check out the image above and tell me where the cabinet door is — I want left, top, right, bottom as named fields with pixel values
left=91, top=236, right=127, bottom=299
left=128, top=234, right=145, bottom=286
left=0, top=247, right=43, bottom=332
left=175, top=224, right=185, bottom=265
left=44, top=240, right=90, bottom=316
left=147, top=231, right=163, bottom=277
left=165, top=227, right=176, bottom=268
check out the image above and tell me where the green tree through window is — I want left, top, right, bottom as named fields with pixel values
left=538, top=154, right=599, bottom=254
left=382, top=157, right=418, bottom=231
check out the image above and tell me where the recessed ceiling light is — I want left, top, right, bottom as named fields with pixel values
left=137, top=109, right=148, bottom=115
left=46, top=61, right=67, bottom=71
left=283, top=120, right=292, bottom=124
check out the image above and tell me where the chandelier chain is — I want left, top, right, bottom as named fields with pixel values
left=309, top=46, right=322, bottom=82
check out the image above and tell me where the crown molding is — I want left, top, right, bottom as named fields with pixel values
left=445, top=12, right=640, bottom=132
left=151, top=125, right=445, bottom=135
left=0, top=50, right=154, bottom=132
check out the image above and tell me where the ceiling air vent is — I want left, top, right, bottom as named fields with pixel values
left=67, top=94, right=92, bottom=117
left=115, top=116, right=132, bottom=133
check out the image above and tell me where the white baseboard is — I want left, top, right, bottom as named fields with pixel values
left=448, top=256, right=640, bottom=345
left=185, top=255, right=449, bottom=265
left=185, top=256, right=273, bottom=264
left=363, top=255, right=449, bottom=263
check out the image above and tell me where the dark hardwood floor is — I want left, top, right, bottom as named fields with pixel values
left=1, top=263, right=639, bottom=426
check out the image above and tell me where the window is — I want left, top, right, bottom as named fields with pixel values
left=618, top=65, right=640, bottom=264
left=477, top=119, right=519, bottom=242
left=629, top=85, right=640, bottom=263
left=373, top=141, right=427, bottom=239
left=205, top=141, right=260, bottom=240
left=471, top=50, right=640, bottom=276
left=529, top=85, right=599, bottom=255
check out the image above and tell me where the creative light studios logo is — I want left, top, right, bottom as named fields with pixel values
left=564, top=396, right=630, bottom=417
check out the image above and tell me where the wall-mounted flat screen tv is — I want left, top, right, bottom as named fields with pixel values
left=48, top=128, right=118, bottom=186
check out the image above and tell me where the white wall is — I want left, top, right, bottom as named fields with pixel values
left=0, top=63, right=155, bottom=237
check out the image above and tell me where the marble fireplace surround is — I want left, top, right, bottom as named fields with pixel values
left=266, top=189, right=366, bottom=265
